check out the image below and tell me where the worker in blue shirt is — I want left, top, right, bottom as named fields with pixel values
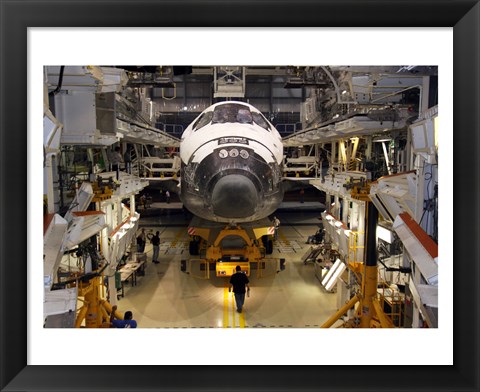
left=110, top=305, right=137, bottom=328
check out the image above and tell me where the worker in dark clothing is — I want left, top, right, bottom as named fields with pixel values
left=150, top=231, right=160, bottom=264
left=272, top=216, right=280, bottom=241
left=306, top=228, right=324, bottom=244
left=124, top=145, right=132, bottom=174
left=110, top=146, right=123, bottom=181
left=229, top=265, right=250, bottom=313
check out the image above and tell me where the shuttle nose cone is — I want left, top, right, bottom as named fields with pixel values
left=211, top=175, right=258, bottom=219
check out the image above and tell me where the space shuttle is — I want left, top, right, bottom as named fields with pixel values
left=179, top=101, right=284, bottom=223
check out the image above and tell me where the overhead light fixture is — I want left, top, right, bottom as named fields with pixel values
left=325, top=262, right=346, bottom=291
left=322, top=258, right=347, bottom=291
left=321, top=259, right=341, bottom=286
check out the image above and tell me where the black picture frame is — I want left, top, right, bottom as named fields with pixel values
left=1, top=1, right=479, bottom=391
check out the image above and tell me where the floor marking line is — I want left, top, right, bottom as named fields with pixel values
left=231, top=290, right=237, bottom=327
left=223, top=285, right=229, bottom=328
left=239, top=303, right=245, bottom=328
left=171, top=227, right=187, bottom=247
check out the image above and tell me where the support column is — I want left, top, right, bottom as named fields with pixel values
left=101, top=202, right=118, bottom=305
left=101, top=149, right=109, bottom=172
left=334, top=194, right=340, bottom=219
left=331, top=141, right=337, bottom=172
left=130, top=195, right=136, bottom=217
left=351, top=137, right=359, bottom=169
left=117, top=201, right=123, bottom=228
left=365, top=136, right=372, bottom=161
left=342, top=197, right=349, bottom=226
left=382, top=141, right=391, bottom=175
left=414, top=156, right=426, bottom=223
left=407, top=126, right=413, bottom=171
left=100, top=203, right=110, bottom=260
left=359, top=202, right=379, bottom=328
left=44, top=155, right=55, bottom=214
left=356, top=201, right=366, bottom=264
left=339, top=140, right=347, bottom=171
left=84, top=278, right=102, bottom=328
left=421, top=76, right=430, bottom=113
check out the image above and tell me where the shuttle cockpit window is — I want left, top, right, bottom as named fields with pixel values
left=193, top=111, right=213, bottom=131
left=236, top=108, right=253, bottom=124
left=212, top=104, right=253, bottom=125
left=251, top=112, right=271, bottom=131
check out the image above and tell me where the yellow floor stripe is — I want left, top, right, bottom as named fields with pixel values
left=231, top=291, right=236, bottom=326
left=171, top=227, right=186, bottom=247
left=223, top=285, right=246, bottom=328
left=223, top=286, right=229, bottom=328
left=239, top=304, right=245, bottom=328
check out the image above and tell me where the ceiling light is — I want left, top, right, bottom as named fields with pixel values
left=322, top=258, right=347, bottom=291
left=325, top=261, right=346, bottom=291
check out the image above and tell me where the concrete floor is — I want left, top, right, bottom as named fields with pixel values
left=115, top=202, right=340, bottom=328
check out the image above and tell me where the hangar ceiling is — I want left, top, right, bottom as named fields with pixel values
left=113, top=65, right=437, bottom=139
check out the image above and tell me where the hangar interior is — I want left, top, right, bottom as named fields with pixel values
left=43, top=65, right=438, bottom=329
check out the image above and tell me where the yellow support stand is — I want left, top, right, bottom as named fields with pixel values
left=321, top=191, right=397, bottom=328
left=358, top=265, right=378, bottom=328
left=321, top=293, right=360, bottom=328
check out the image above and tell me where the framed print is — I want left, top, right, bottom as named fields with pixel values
left=1, top=0, right=479, bottom=391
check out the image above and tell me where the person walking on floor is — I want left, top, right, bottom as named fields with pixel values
left=136, top=228, right=146, bottom=253
left=165, top=190, right=170, bottom=204
left=229, top=265, right=250, bottom=313
left=151, top=231, right=160, bottom=264
left=272, top=216, right=280, bottom=241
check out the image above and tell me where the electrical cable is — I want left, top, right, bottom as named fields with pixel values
left=378, top=257, right=412, bottom=273
left=48, top=66, right=65, bottom=96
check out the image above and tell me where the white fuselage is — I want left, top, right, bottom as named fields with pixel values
left=180, top=101, right=284, bottom=223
